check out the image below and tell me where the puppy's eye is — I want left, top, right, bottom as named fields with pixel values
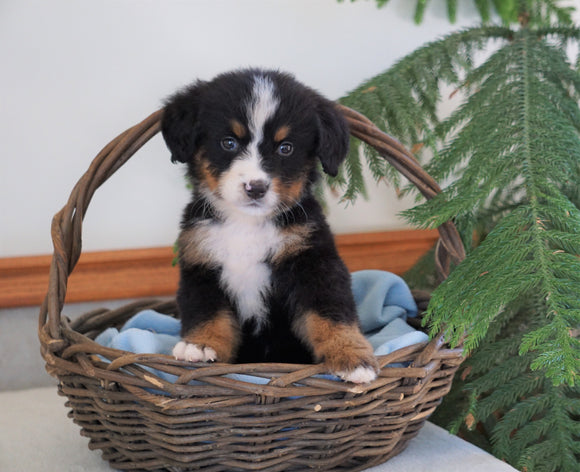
left=277, top=142, right=294, bottom=157
left=220, top=137, right=239, bottom=152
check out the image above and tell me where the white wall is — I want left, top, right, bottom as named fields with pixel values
left=0, top=0, right=484, bottom=257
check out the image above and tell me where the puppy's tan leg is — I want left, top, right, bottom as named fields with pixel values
left=173, top=310, right=240, bottom=363
left=294, top=312, right=379, bottom=384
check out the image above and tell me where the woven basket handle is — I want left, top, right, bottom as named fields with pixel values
left=39, top=106, right=465, bottom=344
left=337, top=105, right=465, bottom=267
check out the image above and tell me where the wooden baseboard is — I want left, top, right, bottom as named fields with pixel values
left=0, top=229, right=438, bottom=309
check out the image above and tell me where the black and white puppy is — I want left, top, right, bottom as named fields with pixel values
left=162, top=69, right=378, bottom=383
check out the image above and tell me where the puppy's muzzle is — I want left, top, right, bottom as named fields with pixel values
left=244, top=179, right=270, bottom=200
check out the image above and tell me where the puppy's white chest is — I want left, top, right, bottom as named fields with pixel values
left=203, top=218, right=282, bottom=324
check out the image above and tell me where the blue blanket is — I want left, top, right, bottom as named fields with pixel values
left=95, top=270, right=428, bottom=382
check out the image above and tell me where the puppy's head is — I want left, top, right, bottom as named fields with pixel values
left=162, top=69, right=349, bottom=217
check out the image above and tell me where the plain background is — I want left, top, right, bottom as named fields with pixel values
left=0, top=0, right=493, bottom=258
left=3, top=0, right=579, bottom=258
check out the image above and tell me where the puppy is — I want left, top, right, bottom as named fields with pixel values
left=162, top=69, right=378, bottom=383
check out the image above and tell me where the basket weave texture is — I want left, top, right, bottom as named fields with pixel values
left=39, top=105, right=466, bottom=472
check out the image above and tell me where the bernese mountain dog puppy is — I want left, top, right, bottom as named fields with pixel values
left=161, top=69, right=378, bottom=384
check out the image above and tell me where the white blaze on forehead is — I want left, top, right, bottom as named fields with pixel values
left=244, top=75, right=278, bottom=178
left=247, top=75, right=279, bottom=144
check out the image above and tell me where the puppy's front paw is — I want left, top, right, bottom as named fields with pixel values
left=335, top=365, right=378, bottom=384
left=297, top=313, right=380, bottom=384
left=173, top=341, right=218, bottom=362
left=324, top=346, right=379, bottom=384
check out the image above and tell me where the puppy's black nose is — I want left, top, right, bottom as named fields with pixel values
left=244, top=180, right=270, bottom=200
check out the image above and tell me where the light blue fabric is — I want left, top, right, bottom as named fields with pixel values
left=351, top=270, right=428, bottom=356
left=96, top=309, right=180, bottom=357
left=352, top=270, right=418, bottom=330
left=96, top=327, right=177, bottom=357
left=121, top=309, right=181, bottom=336
left=95, top=270, right=429, bottom=383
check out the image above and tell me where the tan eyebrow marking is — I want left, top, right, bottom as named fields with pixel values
left=274, top=125, right=291, bottom=142
left=230, top=120, right=247, bottom=139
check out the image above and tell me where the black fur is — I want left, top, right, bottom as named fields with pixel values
left=162, top=69, right=368, bottom=367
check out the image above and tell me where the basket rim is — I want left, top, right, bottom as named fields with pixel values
left=40, top=294, right=463, bottom=399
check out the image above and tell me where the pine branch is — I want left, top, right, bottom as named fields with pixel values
left=405, top=31, right=580, bottom=388
left=340, top=1, right=576, bottom=26
left=435, top=295, right=580, bottom=471
left=337, top=26, right=512, bottom=202
left=335, top=4, right=580, bottom=470
left=490, top=380, right=580, bottom=471
left=415, top=0, right=429, bottom=24
left=475, top=0, right=492, bottom=22
left=340, top=27, right=580, bottom=387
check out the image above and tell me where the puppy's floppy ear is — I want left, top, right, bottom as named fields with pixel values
left=315, top=99, right=350, bottom=177
left=161, top=81, right=206, bottom=164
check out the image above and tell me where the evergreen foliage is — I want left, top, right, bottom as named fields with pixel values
left=339, top=0, right=575, bottom=25
left=337, top=1, right=580, bottom=470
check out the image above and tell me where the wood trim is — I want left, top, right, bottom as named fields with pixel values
left=0, top=229, right=438, bottom=309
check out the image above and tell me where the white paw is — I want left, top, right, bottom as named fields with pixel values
left=336, top=366, right=377, bottom=384
left=172, top=341, right=217, bottom=362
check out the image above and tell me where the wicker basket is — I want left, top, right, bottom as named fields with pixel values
left=39, top=104, right=466, bottom=472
